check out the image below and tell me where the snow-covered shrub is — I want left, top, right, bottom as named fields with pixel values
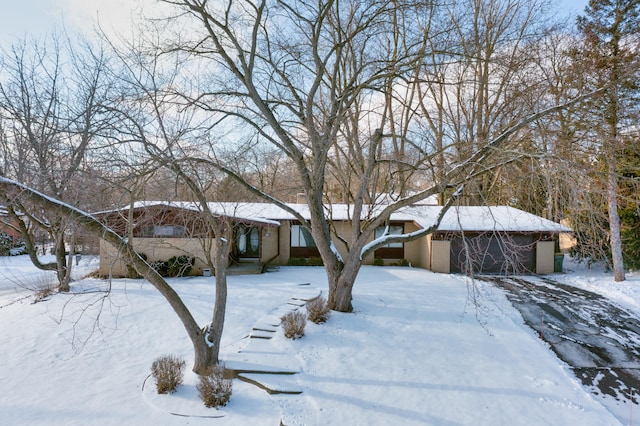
left=150, top=260, right=169, bottom=277
left=151, top=354, right=186, bottom=394
left=281, top=310, right=306, bottom=339
left=0, top=232, right=12, bottom=256
left=197, top=364, right=232, bottom=408
left=167, top=255, right=195, bottom=277
left=9, top=245, right=26, bottom=256
left=306, top=296, right=330, bottom=324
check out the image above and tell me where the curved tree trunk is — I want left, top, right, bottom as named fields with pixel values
left=326, top=247, right=365, bottom=313
left=206, top=233, right=230, bottom=366
left=54, top=234, right=70, bottom=292
left=0, top=177, right=216, bottom=374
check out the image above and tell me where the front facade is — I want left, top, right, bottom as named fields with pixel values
left=97, top=202, right=571, bottom=277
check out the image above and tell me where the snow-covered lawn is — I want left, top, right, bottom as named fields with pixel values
left=0, top=255, right=634, bottom=425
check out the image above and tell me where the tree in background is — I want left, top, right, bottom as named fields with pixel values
left=572, top=0, right=640, bottom=280
left=0, top=34, right=115, bottom=290
left=618, top=141, right=640, bottom=269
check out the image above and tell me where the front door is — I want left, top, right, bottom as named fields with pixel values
left=236, top=225, right=260, bottom=259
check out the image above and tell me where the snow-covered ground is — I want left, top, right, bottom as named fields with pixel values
left=0, top=255, right=636, bottom=425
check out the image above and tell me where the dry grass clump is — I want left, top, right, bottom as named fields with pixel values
left=151, top=354, right=186, bottom=394
left=33, top=283, right=55, bottom=303
left=306, top=296, right=330, bottom=324
left=30, top=274, right=57, bottom=303
left=197, top=365, right=233, bottom=408
left=281, top=310, right=306, bottom=339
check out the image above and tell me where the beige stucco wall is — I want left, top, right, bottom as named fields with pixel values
left=430, top=240, right=451, bottom=274
left=260, top=226, right=280, bottom=264
left=536, top=241, right=555, bottom=274
left=99, top=237, right=215, bottom=277
left=278, top=221, right=291, bottom=264
left=420, top=234, right=432, bottom=270
left=403, top=222, right=423, bottom=267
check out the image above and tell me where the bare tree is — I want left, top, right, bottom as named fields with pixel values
left=0, top=34, right=115, bottom=290
left=139, top=1, right=603, bottom=314
left=100, top=27, right=243, bottom=370
left=148, top=0, right=606, bottom=312
left=0, top=174, right=227, bottom=373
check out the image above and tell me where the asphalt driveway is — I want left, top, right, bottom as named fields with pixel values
left=486, top=276, right=640, bottom=417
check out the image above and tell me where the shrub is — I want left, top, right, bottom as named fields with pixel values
left=287, top=257, right=307, bottom=266
left=307, top=256, right=324, bottom=266
left=151, top=354, right=186, bottom=394
left=167, top=255, right=195, bottom=277
left=392, top=258, right=410, bottom=267
left=0, top=232, right=12, bottom=256
left=29, top=273, right=57, bottom=303
left=150, top=260, right=170, bottom=277
left=373, top=258, right=384, bottom=266
left=197, top=364, right=233, bottom=408
left=9, top=245, right=26, bottom=256
left=281, top=310, right=306, bottom=339
left=306, top=296, right=330, bottom=324
left=33, top=283, right=55, bottom=303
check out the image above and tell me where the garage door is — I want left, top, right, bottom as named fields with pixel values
left=449, top=233, right=536, bottom=274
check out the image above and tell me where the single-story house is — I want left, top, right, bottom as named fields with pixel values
left=96, top=202, right=571, bottom=277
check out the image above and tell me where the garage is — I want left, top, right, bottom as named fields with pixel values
left=449, top=232, right=537, bottom=274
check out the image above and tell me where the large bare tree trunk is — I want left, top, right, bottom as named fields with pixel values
left=206, top=230, right=230, bottom=366
left=327, top=257, right=362, bottom=313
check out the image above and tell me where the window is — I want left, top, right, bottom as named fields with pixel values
left=236, top=225, right=260, bottom=258
left=374, top=224, right=404, bottom=259
left=290, top=224, right=319, bottom=258
left=143, top=225, right=186, bottom=238
left=291, top=224, right=316, bottom=247
left=374, top=225, right=404, bottom=248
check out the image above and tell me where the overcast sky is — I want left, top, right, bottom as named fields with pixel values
left=0, top=0, right=591, bottom=46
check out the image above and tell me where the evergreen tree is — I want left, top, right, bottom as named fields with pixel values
left=575, top=0, right=640, bottom=280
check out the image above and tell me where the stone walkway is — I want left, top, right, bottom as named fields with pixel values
left=224, top=283, right=321, bottom=395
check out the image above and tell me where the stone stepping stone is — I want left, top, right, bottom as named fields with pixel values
left=220, top=284, right=322, bottom=396
left=236, top=373, right=303, bottom=395
left=224, top=359, right=298, bottom=376
left=249, top=329, right=276, bottom=339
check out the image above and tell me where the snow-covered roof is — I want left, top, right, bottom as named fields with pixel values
left=396, top=205, right=572, bottom=233
left=95, top=201, right=283, bottom=227
left=97, top=202, right=571, bottom=233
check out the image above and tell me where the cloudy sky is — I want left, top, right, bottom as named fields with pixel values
left=0, top=0, right=156, bottom=43
left=0, top=0, right=590, bottom=45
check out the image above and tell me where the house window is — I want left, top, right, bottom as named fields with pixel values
left=374, top=224, right=404, bottom=259
left=290, top=224, right=319, bottom=258
left=236, top=225, right=260, bottom=258
left=291, top=224, right=316, bottom=247
left=143, top=225, right=186, bottom=238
